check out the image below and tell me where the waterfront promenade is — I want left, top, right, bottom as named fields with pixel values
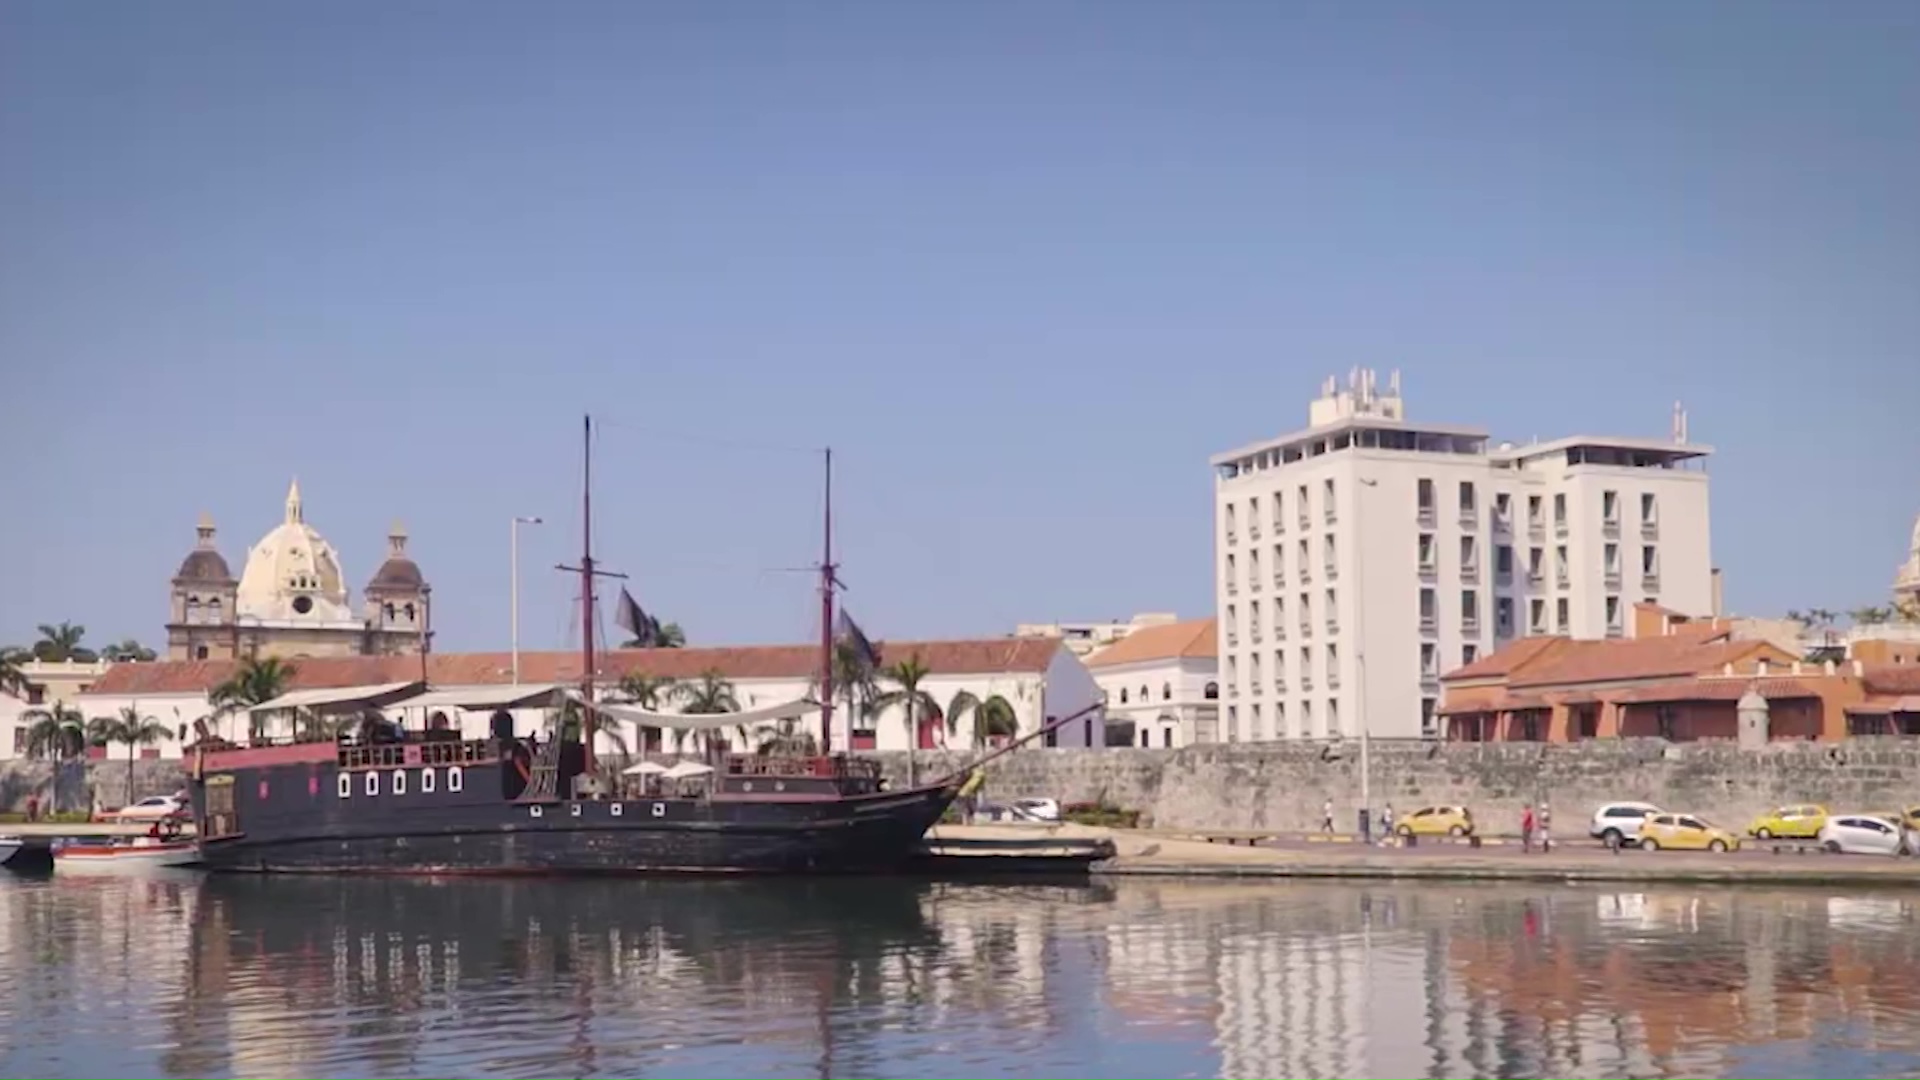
left=932, top=823, right=1920, bottom=887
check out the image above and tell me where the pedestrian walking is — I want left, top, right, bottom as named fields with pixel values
left=1380, top=803, right=1395, bottom=843
left=1322, top=798, right=1335, bottom=834
left=1521, top=804, right=1536, bottom=854
left=1538, top=801, right=1553, bottom=853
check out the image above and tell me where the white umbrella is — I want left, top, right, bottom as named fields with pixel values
left=622, top=761, right=669, bottom=776
left=662, top=761, right=715, bottom=780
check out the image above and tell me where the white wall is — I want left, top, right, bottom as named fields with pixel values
left=1094, top=655, right=1218, bottom=748
left=1041, top=645, right=1106, bottom=748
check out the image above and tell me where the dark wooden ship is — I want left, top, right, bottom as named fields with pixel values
left=185, top=419, right=960, bottom=874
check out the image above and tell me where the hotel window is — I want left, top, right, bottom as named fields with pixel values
left=1556, top=597, right=1570, bottom=631
left=1640, top=492, right=1659, bottom=524
left=1527, top=494, right=1543, bottom=529
left=1493, top=492, right=1512, bottom=527
left=1605, top=596, right=1623, bottom=632
left=1226, top=552, right=1236, bottom=583
left=1641, top=544, right=1659, bottom=575
left=1248, top=547, right=1261, bottom=589
left=1495, top=596, right=1515, bottom=637
left=1530, top=598, right=1547, bottom=634
left=1416, top=478, right=1436, bottom=520
left=1325, top=642, right=1339, bottom=682
left=1300, top=646, right=1313, bottom=686
left=1272, top=491, right=1284, bottom=531
left=1225, top=503, right=1237, bottom=541
left=1302, top=699, right=1314, bottom=734
left=1327, top=697, right=1339, bottom=736
left=1324, top=587, right=1338, bottom=632
left=1322, top=533, right=1337, bottom=578
left=1272, top=544, right=1285, bottom=587
left=1226, top=655, right=1238, bottom=683
left=1462, top=643, right=1479, bottom=665
left=1248, top=497, right=1262, bottom=535
left=1418, top=533, right=1436, bottom=573
left=1298, top=538, right=1310, bottom=579
left=1323, top=478, right=1336, bottom=523
left=1299, top=591, right=1311, bottom=635
left=1421, top=698, right=1438, bottom=739
left=1162, top=682, right=1172, bottom=701
left=1250, top=703, right=1263, bottom=740
left=1422, top=643, right=1440, bottom=676
left=1528, top=546, right=1544, bottom=581
left=1458, top=481, right=1477, bottom=516
left=1555, top=545, right=1569, bottom=583
left=1602, top=490, right=1619, bottom=523
left=1227, top=705, right=1238, bottom=741
left=1250, top=651, right=1262, bottom=686
left=1419, top=587, right=1437, bottom=627
left=1275, top=701, right=1288, bottom=738
left=1495, top=544, right=1513, bottom=580
left=1461, top=590, right=1480, bottom=627
left=1460, top=535, right=1479, bottom=574
left=1553, top=492, right=1567, bottom=527
left=1119, top=687, right=1129, bottom=704
left=1297, top=484, right=1309, bottom=527
left=1249, top=599, right=1262, bottom=640
left=1604, top=543, right=1620, bottom=575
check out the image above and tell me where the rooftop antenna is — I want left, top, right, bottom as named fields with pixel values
left=1672, top=401, right=1689, bottom=445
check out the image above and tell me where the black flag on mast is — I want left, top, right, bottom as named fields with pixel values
left=835, top=609, right=881, bottom=671
left=614, top=586, right=661, bottom=647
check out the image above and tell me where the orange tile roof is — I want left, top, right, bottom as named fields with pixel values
left=1506, top=634, right=1762, bottom=689
left=84, top=637, right=1066, bottom=697
left=1084, top=618, right=1217, bottom=668
left=1864, top=665, right=1920, bottom=695
left=1442, top=636, right=1570, bottom=682
left=1608, top=678, right=1825, bottom=704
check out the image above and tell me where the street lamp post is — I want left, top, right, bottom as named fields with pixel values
left=511, top=516, right=543, bottom=684
left=1355, top=476, right=1378, bottom=841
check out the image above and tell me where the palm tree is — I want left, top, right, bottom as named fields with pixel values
left=90, top=705, right=173, bottom=803
left=615, top=673, right=677, bottom=755
left=0, top=645, right=28, bottom=697
left=621, top=621, right=687, bottom=649
left=209, top=656, right=298, bottom=740
left=871, top=653, right=938, bottom=784
left=1851, top=606, right=1893, bottom=626
left=946, top=690, right=1019, bottom=749
left=22, top=705, right=85, bottom=760
left=674, top=669, right=740, bottom=753
left=32, top=622, right=97, bottom=663
left=101, top=639, right=157, bottom=662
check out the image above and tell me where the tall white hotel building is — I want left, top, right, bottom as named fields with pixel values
left=1210, top=370, right=1714, bottom=742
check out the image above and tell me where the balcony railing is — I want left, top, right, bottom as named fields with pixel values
left=1275, top=623, right=1287, bottom=641
left=1493, top=514, right=1513, bottom=535
left=1326, top=616, right=1340, bottom=634
left=1495, top=569, right=1513, bottom=586
left=1555, top=520, right=1569, bottom=538
left=1298, top=513, right=1311, bottom=531
left=1602, top=518, right=1620, bottom=538
left=1527, top=570, right=1544, bottom=588
left=1419, top=614, right=1437, bottom=634
left=1418, top=561, right=1438, bottom=582
left=1642, top=572, right=1661, bottom=591
left=1250, top=631, right=1263, bottom=645
left=1273, top=572, right=1285, bottom=590
left=1274, top=678, right=1287, bottom=695
left=1323, top=561, right=1339, bottom=581
left=1556, top=571, right=1570, bottom=589
left=1495, top=619, right=1515, bottom=638
left=1606, top=624, right=1624, bottom=638
left=1228, top=684, right=1239, bottom=698
left=1299, top=567, right=1313, bottom=584
left=1642, top=521, right=1660, bottom=539
left=1459, top=509, right=1478, bottom=529
left=1603, top=570, right=1621, bottom=589
left=1226, top=633, right=1239, bottom=647
left=1250, top=679, right=1263, bottom=695
left=1299, top=620, right=1312, bottom=638
left=1226, top=581, right=1238, bottom=596
left=1301, top=676, right=1315, bottom=692
left=1249, top=525, right=1262, bottom=540
left=1462, top=615, right=1481, bottom=636
left=1226, top=531, right=1237, bottom=545
left=1328, top=671, right=1342, bottom=689
left=1417, top=505, right=1438, bottom=528
left=1461, top=565, right=1480, bottom=584
left=1528, top=520, right=1545, bottom=540
left=1324, top=508, right=1337, bottom=526
left=1250, top=576, right=1262, bottom=592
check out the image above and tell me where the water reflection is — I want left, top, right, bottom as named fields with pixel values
left=4, top=874, right=1920, bottom=1078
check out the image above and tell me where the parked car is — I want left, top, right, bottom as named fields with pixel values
left=110, top=794, right=187, bottom=823
left=1396, top=805, right=1474, bottom=838
left=1746, top=804, right=1829, bottom=840
left=1818, top=815, right=1911, bottom=857
left=1638, top=812, right=1741, bottom=853
left=1589, top=802, right=1663, bottom=847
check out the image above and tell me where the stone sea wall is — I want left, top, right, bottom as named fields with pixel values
left=874, top=739, right=1920, bottom=833
left=7, top=740, right=1916, bottom=833
left=0, top=759, right=188, bottom=815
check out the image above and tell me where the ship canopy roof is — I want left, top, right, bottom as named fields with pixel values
left=249, top=681, right=424, bottom=715
left=573, top=691, right=818, bottom=732
left=404, top=683, right=567, bottom=711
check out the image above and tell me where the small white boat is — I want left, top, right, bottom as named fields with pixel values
left=54, top=836, right=198, bottom=873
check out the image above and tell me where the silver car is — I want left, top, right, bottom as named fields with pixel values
left=1589, top=802, right=1663, bottom=848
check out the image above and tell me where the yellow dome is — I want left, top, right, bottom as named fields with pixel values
left=235, top=479, right=356, bottom=623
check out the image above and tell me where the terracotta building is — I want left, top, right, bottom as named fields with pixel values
left=1439, top=606, right=1920, bottom=742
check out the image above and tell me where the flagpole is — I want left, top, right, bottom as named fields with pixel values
left=818, top=447, right=836, bottom=756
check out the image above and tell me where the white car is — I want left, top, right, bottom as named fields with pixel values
left=1818, top=814, right=1911, bottom=857
left=1589, top=802, right=1663, bottom=847
left=112, top=794, right=187, bottom=823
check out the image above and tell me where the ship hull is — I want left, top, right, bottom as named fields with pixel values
left=196, top=783, right=957, bottom=875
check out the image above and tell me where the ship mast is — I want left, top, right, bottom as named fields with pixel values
left=556, top=414, right=626, bottom=782
left=818, top=447, right=837, bottom=756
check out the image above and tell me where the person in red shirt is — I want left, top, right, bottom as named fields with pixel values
left=1521, top=804, right=1536, bottom=853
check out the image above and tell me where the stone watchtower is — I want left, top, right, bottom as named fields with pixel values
left=166, top=512, right=238, bottom=661
left=362, top=521, right=429, bottom=655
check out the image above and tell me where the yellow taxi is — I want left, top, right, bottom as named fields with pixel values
left=1745, top=804, right=1828, bottom=840
left=1395, top=805, right=1475, bottom=838
left=1639, top=812, right=1742, bottom=853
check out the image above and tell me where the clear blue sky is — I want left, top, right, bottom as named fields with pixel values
left=3, top=2, right=1916, bottom=654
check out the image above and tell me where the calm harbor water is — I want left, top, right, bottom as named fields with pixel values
left=3, top=872, right=1919, bottom=1079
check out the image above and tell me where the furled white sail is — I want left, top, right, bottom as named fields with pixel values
left=571, top=691, right=818, bottom=732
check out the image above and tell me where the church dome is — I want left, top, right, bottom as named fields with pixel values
left=235, top=480, right=356, bottom=623
left=174, top=513, right=235, bottom=583
left=366, top=521, right=426, bottom=593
